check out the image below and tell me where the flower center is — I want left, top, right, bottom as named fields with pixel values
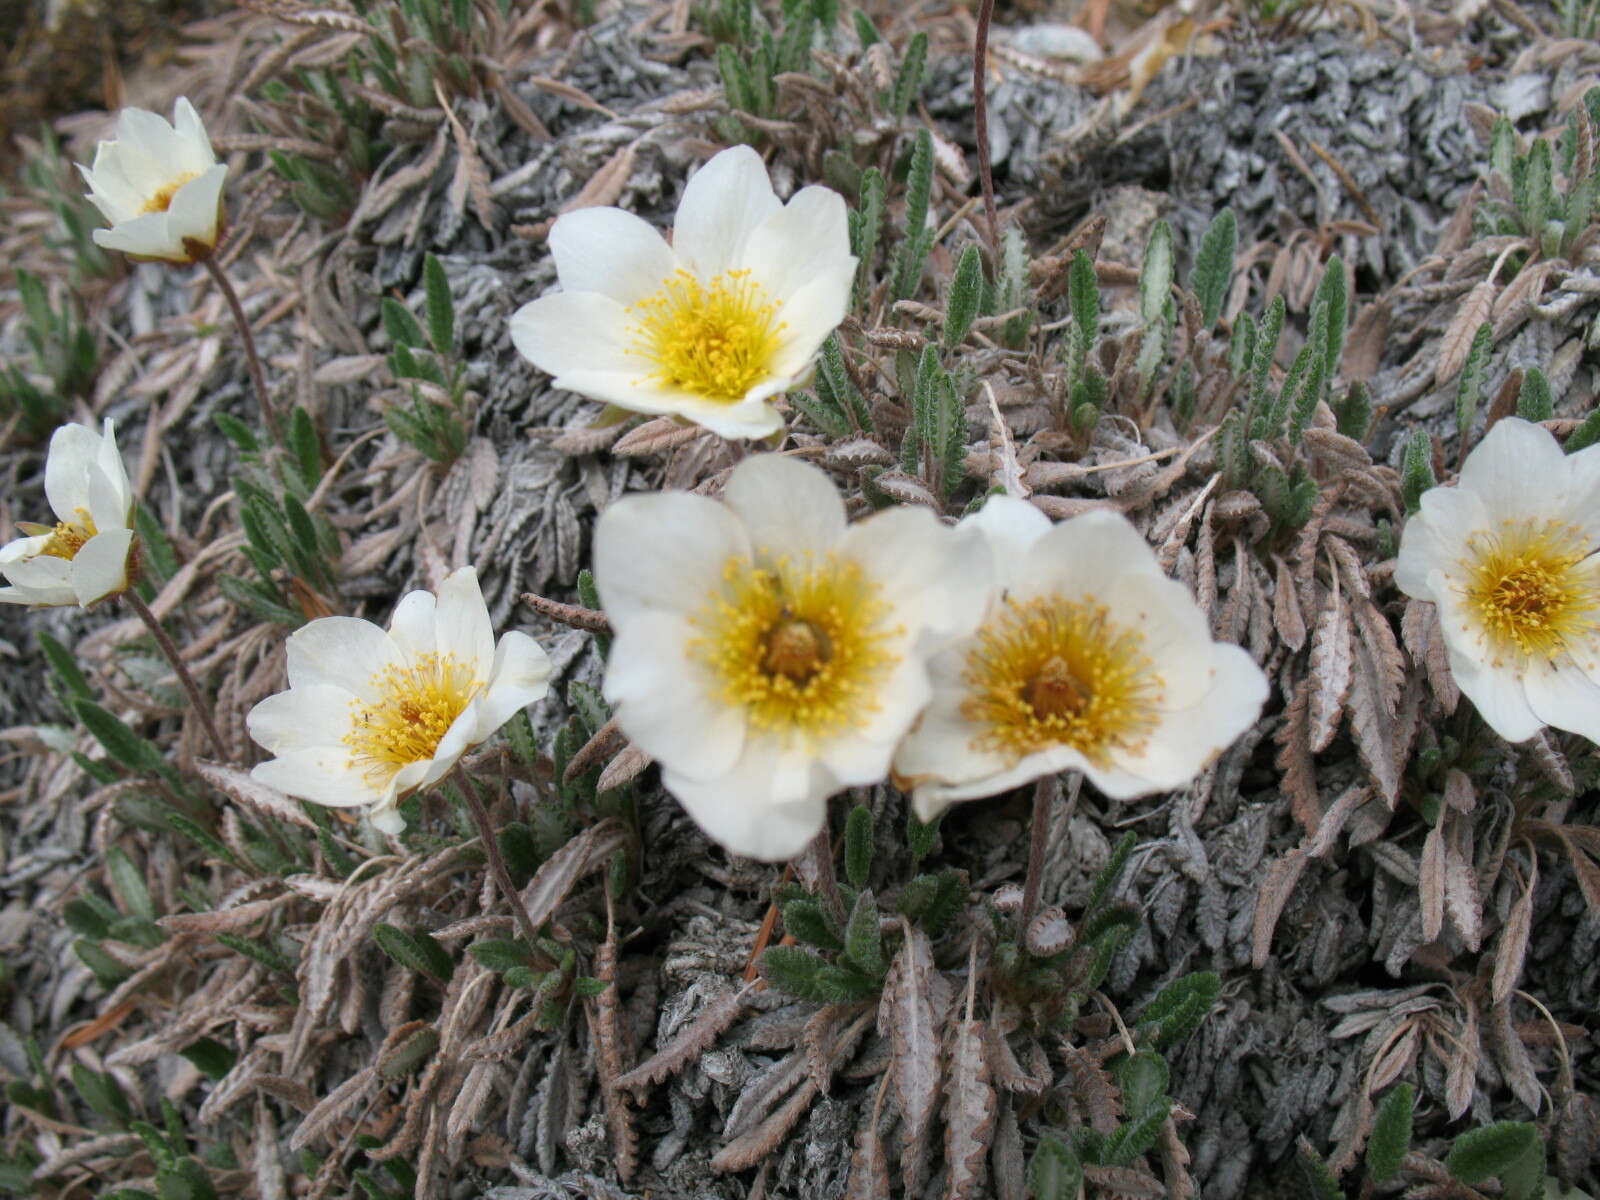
left=343, top=653, right=481, bottom=783
left=1459, top=518, right=1600, bottom=662
left=37, top=515, right=98, bottom=560
left=688, top=551, right=902, bottom=744
left=629, top=269, right=786, bottom=402
left=961, top=595, right=1163, bottom=763
left=140, top=171, right=199, bottom=215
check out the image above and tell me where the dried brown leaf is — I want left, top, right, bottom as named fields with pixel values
left=1276, top=674, right=1321, bottom=836
left=613, top=417, right=706, bottom=457
left=944, top=1020, right=996, bottom=1200
left=882, top=922, right=941, bottom=1143
left=1435, top=280, right=1496, bottom=388
left=195, top=761, right=321, bottom=831
left=1446, top=993, right=1480, bottom=1120
left=1060, top=1044, right=1122, bottom=1134
left=1420, top=822, right=1446, bottom=943
left=615, top=985, right=752, bottom=1092
left=1308, top=587, right=1353, bottom=753
left=845, top=1116, right=891, bottom=1200
left=519, top=820, right=627, bottom=930
left=1273, top=556, right=1307, bottom=652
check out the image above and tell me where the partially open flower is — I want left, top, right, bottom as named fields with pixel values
left=0, top=420, right=135, bottom=608
left=593, top=454, right=991, bottom=860
left=247, top=567, right=552, bottom=834
left=78, top=97, right=228, bottom=264
left=1396, top=417, right=1600, bottom=744
left=510, top=145, right=856, bottom=440
left=894, top=498, right=1270, bottom=820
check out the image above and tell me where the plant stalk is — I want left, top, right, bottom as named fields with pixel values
left=200, top=255, right=282, bottom=443
left=972, top=0, right=1000, bottom=249
left=454, top=767, right=545, bottom=952
left=1018, top=774, right=1056, bottom=938
left=126, top=588, right=229, bottom=762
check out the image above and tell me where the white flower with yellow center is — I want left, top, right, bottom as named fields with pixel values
left=1396, top=417, right=1600, bottom=744
left=593, top=454, right=992, bottom=861
left=77, top=97, right=228, bottom=264
left=0, top=420, right=135, bottom=608
left=893, top=498, right=1270, bottom=820
left=509, top=145, right=856, bottom=440
left=246, top=568, right=553, bottom=834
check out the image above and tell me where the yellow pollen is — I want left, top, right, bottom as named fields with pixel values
left=628, top=269, right=785, bottom=402
left=139, top=171, right=199, bottom=215
left=343, top=653, right=481, bottom=784
left=961, top=595, right=1163, bottom=763
left=1459, top=518, right=1600, bottom=663
left=688, top=551, right=902, bottom=744
left=35, top=512, right=98, bottom=560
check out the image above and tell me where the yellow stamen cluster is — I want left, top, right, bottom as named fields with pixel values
left=629, top=269, right=785, bottom=402
left=1460, top=518, right=1600, bottom=663
left=344, top=653, right=481, bottom=783
left=140, top=171, right=199, bottom=215
left=688, top=551, right=901, bottom=743
left=39, top=516, right=98, bottom=560
left=961, top=595, right=1163, bottom=763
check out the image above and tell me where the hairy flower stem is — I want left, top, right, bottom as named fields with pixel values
left=455, top=768, right=545, bottom=953
left=807, top=824, right=848, bottom=926
left=126, top=589, right=229, bottom=762
left=201, top=255, right=282, bottom=444
left=972, top=0, right=1000, bottom=249
left=1018, top=774, right=1056, bottom=938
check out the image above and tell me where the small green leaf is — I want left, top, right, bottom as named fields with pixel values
left=423, top=254, right=455, bottom=355
left=212, top=412, right=260, bottom=453
left=1136, top=971, right=1219, bottom=1050
left=760, top=945, right=833, bottom=1002
left=381, top=297, right=425, bottom=349
left=1028, top=1133, right=1083, bottom=1200
left=782, top=897, right=842, bottom=950
left=72, top=1062, right=132, bottom=1126
left=943, top=244, right=984, bottom=349
left=1455, top=321, right=1494, bottom=446
left=106, top=848, right=155, bottom=921
left=76, top=939, right=134, bottom=986
left=71, top=699, right=168, bottom=778
left=891, top=128, right=934, bottom=303
left=1291, top=1137, right=1345, bottom=1200
left=1103, top=1105, right=1169, bottom=1166
left=466, top=938, right=532, bottom=971
left=179, top=1038, right=236, bottom=1082
left=1401, top=427, right=1436, bottom=513
left=1068, top=251, right=1099, bottom=369
left=1191, top=207, right=1237, bottom=327
left=1139, top=220, right=1173, bottom=327
left=1566, top=407, right=1600, bottom=453
left=889, top=31, right=927, bottom=118
left=39, top=631, right=91, bottom=700
left=1517, top=368, right=1553, bottom=423
left=1333, top=380, right=1372, bottom=441
left=1446, top=1121, right=1540, bottom=1185
left=287, top=407, right=322, bottom=487
left=844, top=804, right=874, bottom=889
left=906, top=808, right=941, bottom=861
left=1310, top=254, right=1348, bottom=400
left=1084, top=830, right=1136, bottom=918
left=1365, top=1082, right=1414, bottom=1183
left=842, top=889, right=884, bottom=978
left=1115, top=1051, right=1169, bottom=1117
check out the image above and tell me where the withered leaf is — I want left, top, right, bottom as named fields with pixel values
left=1420, top=821, right=1446, bottom=943
left=1308, top=587, right=1353, bottom=753
left=1276, top=674, right=1321, bottom=837
left=882, top=922, right=941, bottom=1143
left=614, top=984, right=752, bottom=1092
left=195, top=761, right=321, bottom=831
left=1273, top=556, right=1307, bottom=651
left=944, top=1020, right=996, bottom=1200
left=519, top=820, right=627, bottom=931
left=1435, top=280, right=1497, bottom=388
left=1446, top=993, right=1480, bottom=1120
left=612, top=417, right=706, bottom=457
left=845, top=1115, right=891, bottom=1200
left=1493, top=862, right=1536, bottom=1006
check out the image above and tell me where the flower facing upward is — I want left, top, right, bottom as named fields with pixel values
left=77, top=97, right=228, bottom=264
left=593, top=454, right=992, bottom=861
left=247, top=568, right=552, bottom=834
left=0, top=420, right=135, bottom=608
left=509, top=145, right=856, bottom=440
left=1396, top=417, right=1600, bottom=744
left=893, top=498, right=1270, bottom=820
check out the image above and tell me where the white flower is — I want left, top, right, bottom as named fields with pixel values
left=1396, top=417, right=1600, bottom=744
left=509, top=145, right=856, bottom=440
left=78, top=97, right=228, bottom=264
left=893, top=498, right=1270, bottom=820
left=0, top=420, right=135, bottom=608
left=246, top=567, right=553, bottom=834
left=593, top=454, right=991, bottom=861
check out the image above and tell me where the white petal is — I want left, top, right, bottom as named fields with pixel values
left=892, top=650, right=1005, bottom=782
left=1521, top=660, right=1600, bottom=744
left=671, top=145, right=782, bottom=279
left=1457, top=417, right=1568, bottom=521
left=723, top=454, right=847, bottom=561
left=0, top=533, right=55, bottom=566
left=2, top=548, right=73, bottom=592
left=285, top=616, right=405, bottom=699
left=837, top=505, right=991, bottom=640
left=109, top=108, right=178, bottom=193
left=1017, top=509, right=1167, bottom=602
left=1394, top=485, right=1490, bottom=601
left=70, top=527, right=133, bottom=605
left=742, top=185, right=854, bottom=305
left=247, top=683, right=359, bottom=755
left=419, top=698, right=483, bottom=784
left=0, top=583, right=74, bottom=607
left=78, top=155, right=141, bottom=224
left=1430, top=567, right=1494, bottom=670
left=1447, top=649, right=1543, bottom=743
left=473, top=631, right=552, bottom=739
left=45, top=422, right=104, bottom=522
left=544, top=368, right=787, bottom=439
left=171, top=97, right=217, bottom=170
left=509, top=290, right=636, bottom=379
left=814, top=654, right=929, bottom=778
left=913, top=753, right=1077, bottom=820
left=164, top=163, right=227, bottom=250
left=432, top=566, right=495, bottom=679
left=388, top=589, right=437, bottom=659
left=95, top=420, right=132, bottom=513
left=765, top=259, right=857, bottom=379
left=252, top=751, right=380, bottom=809
left=548, top=207, right=678, bottom=306
left=1110, top=643, right=1268, bottom=791
left=592, top=490, right=749, bottom=625
left=1559, top=441, right=1600, bottom=544
left=94, top=214, right=186, bottom=262
left=603, top=611, right=745, bottom=779
left=661, top=741, right=828, bottom=861
left=961, top=494, right=1053, bottom=586
left=1100, top=569, right=1216, bottom=709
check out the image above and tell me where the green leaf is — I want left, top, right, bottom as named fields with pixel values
left=212, top=411, right=260, bottom=453
left=1139, top=220, right=1173, bottom=327
left=106, top=848, right=155, bottom=921
left=76, top=939, right=134, bottom=986
left=381, top=297, right=425, bottom=349
left=1522, top=139, right=1554, bottom=229
left=1365, top=1082, right=1414, bottom=1183
left=71, top=699, right=168, bottom=778
left=782, top=897, right=842, bottom=950
left=64, top=895, right=116, bottom=939
left=760, top=945, right=833, bottom=1002
left=179, top=1038, right=236, bottom=1081
left=1401, top=427, right=1436, bottom=513
left=378, top=1026, right=438, bottom=1081
left=892, top=128, right=934, bottom=303
left=72, top=1062, right=132, bottom=1126
left=1068, top=251, right=1100, bottom=373
left=1191, top=207, right=1237, bottom=327
left=1084, top=831, right=1136, bottom=918
left=1115, top=1051, right=1169, bottom=1117
left=1455, top=321, right=1494, bottom=445
left=889, top=30, right=927, bottom=118
left=1566, top=407, right=1600, bottom=452
left=844, top=804, right=874, bottom=889
left=1490, top=116, right=1516, bottom=179
left=1136, top=971, right=1219, bottom=1050
left=373, top=924, right=454, bottom=980
left=896, top=867, right=967, bottom=936
left=423, top=255, right=455, bottom=355
left=1103, top=1105, right=1169, bottom=1166
left=1247, top=293, right=1287, bottom=432
left=852, top=168, right=886, bottom=308
left=943, top=243, right=984, bottom=349
left=1517, top=367, right=1554, bottom=422
left=819, top=333, right=870, bottom=432
left=39, top=631, right=91, bottom=700
left=1446, top=1122, right=1541, bottom=1185
left=907, top=808, right=941, bottom=861
left=1333, top=380, right=1372, bottom=441
left=1028, top=1133, right=1084, bottom=1200
left=1291, top=1137, right=1345, bottom=1200
left=214, top=932, right=296, bottom=975
left=1310, top=255, right=1348, bottom=399
left=287, top=407, right=322, bottom=486
left=842, top=889, right=884, bottom=978
left=852, top=8, right=880, bottom=44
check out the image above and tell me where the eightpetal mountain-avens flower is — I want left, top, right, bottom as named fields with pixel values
left=1396, top=416, right=1600, bottom=744
left=592, top=454, right=991, bottom=861
left=77, top=97, right=229, bottom=264
left=510, top=145, right=856, bottom=440
left=0, top=420, right=135, bottom=609
left=893, top=497, right=1270, bottom=819
left=246, top=567, right=553, bottom=834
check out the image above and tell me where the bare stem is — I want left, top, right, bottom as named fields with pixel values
left=806, top=823, right=848, bottom=926
left=972, top=0, right=1000, bottom=249
left=1018, top=774, right=1056, bottom=938
left=126, top=588, right=229, bottom=762
left=454, top=767, right=544, bottom=952
left=200, top=255, right=282, bottom=443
